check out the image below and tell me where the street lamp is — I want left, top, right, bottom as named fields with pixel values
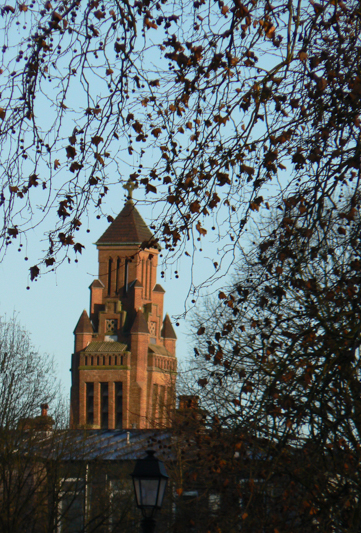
left=131, top=450, right=169, bottom=533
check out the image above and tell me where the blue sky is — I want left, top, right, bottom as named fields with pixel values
left=0, top=187, right=200, bottom=406
left=0, top=179, right=239, bottom=412
left=0, top=2, right=280, bottom=410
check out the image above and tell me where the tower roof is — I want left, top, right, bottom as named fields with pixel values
left=153, top=283, right=165, bottom=293
left=130, top=309, right=149, bottom=334
left=74, top=310, right=94, bottom=334
left=96, top=200, right=159, bottom=248
left=83, top=341, right=127, bottom=353
left=161, top=314, right=177, bottom=339
left=89, top=279, right=104, bottom=289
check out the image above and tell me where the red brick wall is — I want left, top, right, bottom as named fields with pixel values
left=72, top=233, right=176, bottom=430
left=130, top=331, right=149, bottom=429
left=75, top=332, right=92, bottom=353
left=90, top=285, right=103, bottom=314
left=163, top=338, right=176, bottom=357
left=78, top=368, right=131, bottom=428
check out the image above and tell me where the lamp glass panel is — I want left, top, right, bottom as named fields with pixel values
left=156, top=478, right=168, bottom=507
left=133, top=478, right=141, bottom=506
left=140, top=479, right=159, bottom=507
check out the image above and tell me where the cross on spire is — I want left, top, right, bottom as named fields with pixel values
left=123, top=179, right=138, bottom=200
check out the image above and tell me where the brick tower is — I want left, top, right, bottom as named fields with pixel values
left=70, top=188, right=177, bottom=429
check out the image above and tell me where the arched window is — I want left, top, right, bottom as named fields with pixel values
left=123, top=259, right=129, bottom=295
left=148, top=255, right=152, bottom=298
left=107, top=258, right=113, bottom=295
left=116, top=257, right=120, bottom=293
left=115, top=382, right=123, bottom=429
left=86, top=383, right=94, bottom=425
left=101, top=382, right=108, bottom=429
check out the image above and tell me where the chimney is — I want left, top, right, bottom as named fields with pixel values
left=175, top=395, right=206, bottom=430
left=41, top=403, right=49, bottom=417
left=178, top=395, right=199, bottom=410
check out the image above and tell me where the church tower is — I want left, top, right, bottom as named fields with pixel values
left=70, top=188, right=177, bottom=429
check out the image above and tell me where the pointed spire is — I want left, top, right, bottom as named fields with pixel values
left=161, top=314, right=177, bottom=339
left=153, top=283, right=165, bottom=293
left=96, top=201, right=159, bottom=248
left=74, top=310, right=93, bottom=334
left=130, top=309, right=149, bottom=334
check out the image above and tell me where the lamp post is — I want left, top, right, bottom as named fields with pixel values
left=131, top=450, right=169, bottom=533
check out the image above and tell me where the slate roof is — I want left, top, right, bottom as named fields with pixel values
left=83, top=341, right=127, bottom=353
left=96, top=200, right=159, bottom=248
left=44, top=430, right=174, bottom=462
left=22, top=428, right=271, bottom=463
left=161, top=314, right=177, bottom=340
left=69, top=430, right=174, bottom=461
left=74, top=310, right=94, bottom=334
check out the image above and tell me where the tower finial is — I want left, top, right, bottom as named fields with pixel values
left=123, top=178, right=138, bottom=200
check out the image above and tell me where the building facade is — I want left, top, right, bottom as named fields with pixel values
left=70, top=197, right=177, bottom=429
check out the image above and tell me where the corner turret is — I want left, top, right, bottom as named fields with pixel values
left=74, top=310, right=93, bottom=352
left=161, top=314, right=176, bottom=355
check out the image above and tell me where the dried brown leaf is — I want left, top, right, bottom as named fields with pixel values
left=196, top=221, right=207, bottom=236
left=91, top=136, right=103, bottom=146
left=94, top=9, right=105, bottom=19
left=30, top=265, right=40, bottom=281
left=66, top=145, right=76, bottom=159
